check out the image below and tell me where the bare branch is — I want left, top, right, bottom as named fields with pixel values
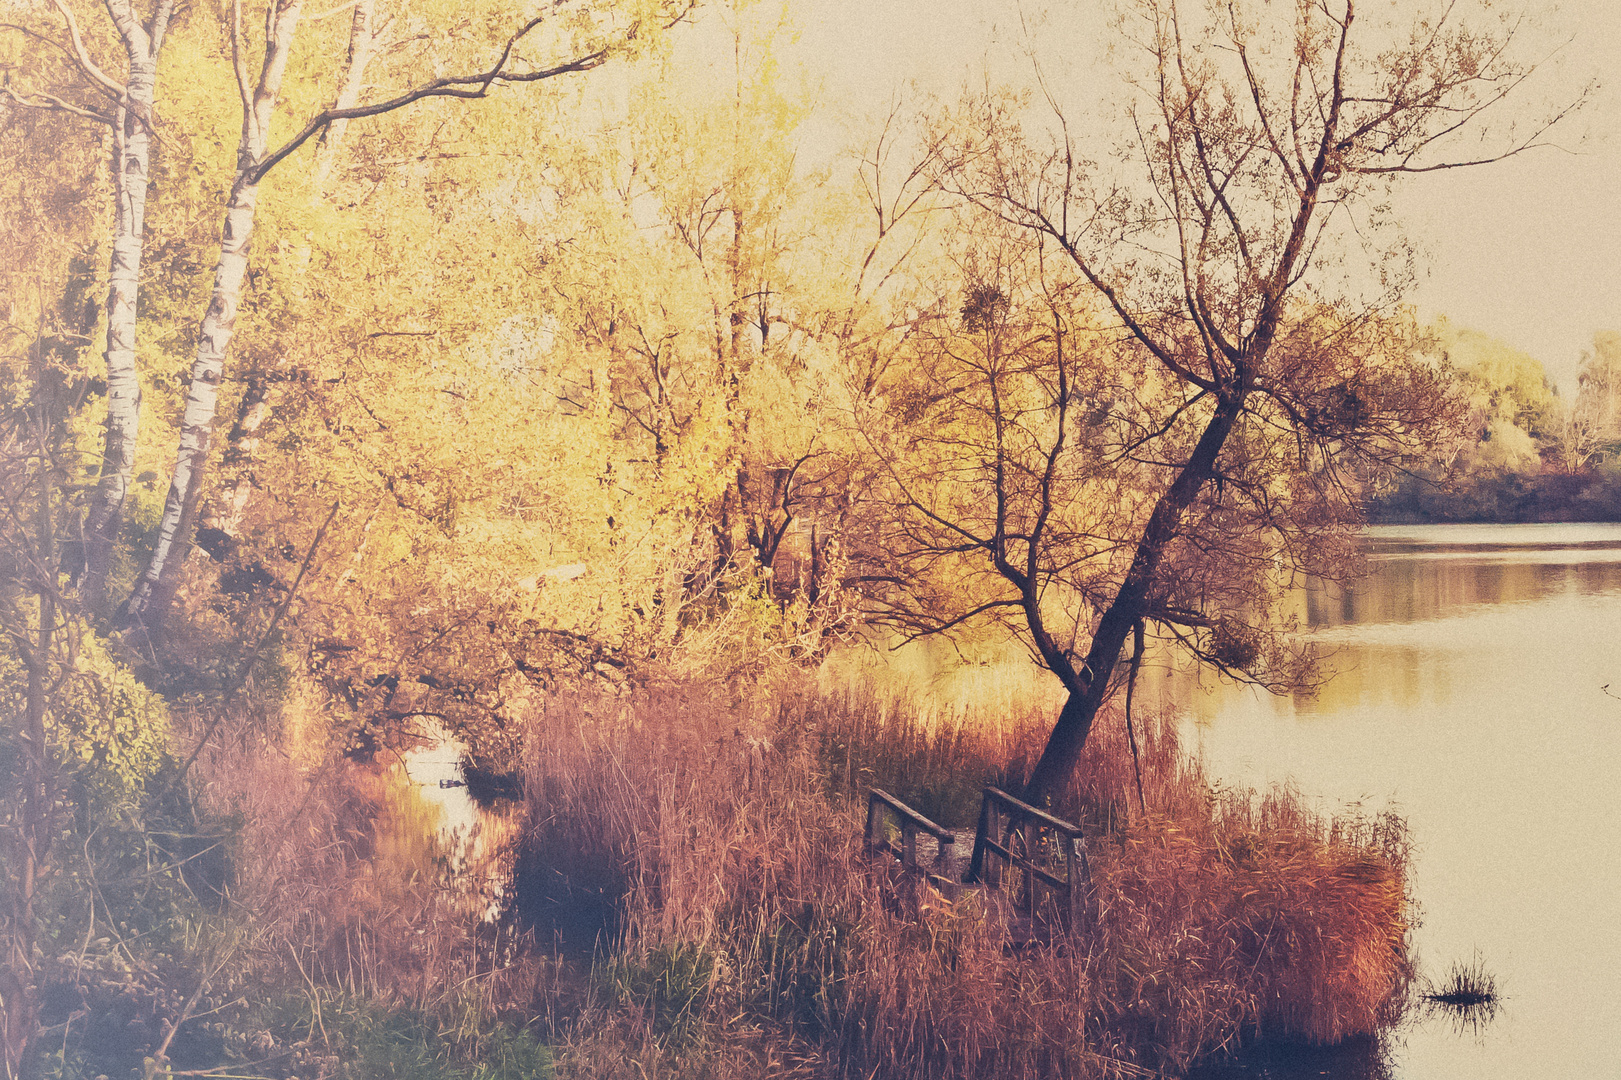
left=0, top=86, right=114, bottom=124
left=47, top=0, right=127, bottom=100
left=248, top=2, right=693, bottom=184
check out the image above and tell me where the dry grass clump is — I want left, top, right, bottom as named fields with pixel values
left=517, top=677, right=1414, bottom=1078
left=1088, top=794, right=1410, bottom=1069
left=1423, top=953, right=1496, bottom=1008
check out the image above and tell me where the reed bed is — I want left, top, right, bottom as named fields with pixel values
left=517, top=676, right=1414, bottom=1078
left=189, top=715, right=541, bottom=1032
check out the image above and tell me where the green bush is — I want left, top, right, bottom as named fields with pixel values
left=0, top=623, right=171, bottom=798
left=598, top=943, right=716, bottom=1048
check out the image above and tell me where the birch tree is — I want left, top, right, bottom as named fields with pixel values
left=2, top=0, right=177, bottom=610
left=189, top=0, right=382, bottom=561
left=192, top=6, right=951, bottom=742
left=120, top=0, right=683, bottom=639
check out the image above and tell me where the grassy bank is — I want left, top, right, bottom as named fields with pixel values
left=518, top=678, right=1414, bottom=1078
left=18, top=676, right=1412, bottom=1079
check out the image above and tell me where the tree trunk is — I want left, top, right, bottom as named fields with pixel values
left=1023, top=393, right=1245, bottom=805
left=78, top=0, right=173, bottom=613
left=197, top=373, right=269, bottom=547
left=122, top=171, right=261, bottom=635
left=311, top=0, right=378, bottom=191
left=121, top=0, right=303, bottom=640
left=193, top=0, right=380, bottom=562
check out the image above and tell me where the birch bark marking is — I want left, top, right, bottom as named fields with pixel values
left=79, top=0, right=173, bottom=611
left=200, top=0, right=379, bottom=549
left=122, top=0, right=303, bottom=634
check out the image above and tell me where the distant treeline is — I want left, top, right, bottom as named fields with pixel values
left=1368, top=469, right=1621, bottom=524
left=1364, top=323, right=1621, bottom=524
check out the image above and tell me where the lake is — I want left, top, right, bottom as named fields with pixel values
left=1172, top=524, right=1621, bottom=1079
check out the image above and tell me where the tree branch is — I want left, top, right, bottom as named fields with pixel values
left=0, top=86, right=114, bottom=124
left=247, top=2, right=692, bottom=184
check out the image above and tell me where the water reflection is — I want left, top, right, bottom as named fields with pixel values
left=401, top=725, right=520, bottom=921
left=1167, top=524, right=1621, bottom=1080
left=1417, top=954, right=1502, bottom=1041
left=1189, top=1034, right=1393, bottom=1080
left=1302, top=525, right=1621, bottom=630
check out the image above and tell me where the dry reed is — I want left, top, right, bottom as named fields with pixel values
left=517, top=675, right=1413, bottom=1078
left=187, top=712, right=541, bottom=1032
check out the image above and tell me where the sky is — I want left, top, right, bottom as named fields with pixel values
left=784, top=0, right=1621, bottom=394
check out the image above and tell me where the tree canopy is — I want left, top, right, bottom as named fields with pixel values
left=0, top=0, right=1578, bottom=780
left=0, top=0, right=1594, bottom=1066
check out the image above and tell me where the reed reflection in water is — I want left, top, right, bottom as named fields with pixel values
left=1158, top=524, right=1621, bottom=1080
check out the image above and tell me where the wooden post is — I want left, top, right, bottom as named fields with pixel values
left=865, top=794, right=879, bottom=853
left=986, top=801, right=1001, bottom=887
left=1066, top=835, right=1082, bottom=931
left=902, top=821, right=918, bottom=870
left=1022, top=821, right=1035, bottom=917
left=936, top=833, right=956, bottom=882
left=968, top=791, right=992, bottom=884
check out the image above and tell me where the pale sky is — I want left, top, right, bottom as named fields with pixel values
left=785, top=0, right=1620, bottom=394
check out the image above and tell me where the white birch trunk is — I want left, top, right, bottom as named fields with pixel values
left=122, top=0, right=303, bottom=633
left=312, top=0, right=378, bottom=190
left=79, top=0, right=172, bottom=611
left=198, top=0, right=379, bottom=550
left=198, top=376, right=269, bottom=547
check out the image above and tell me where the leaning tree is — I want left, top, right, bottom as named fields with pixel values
left=873, top=0, right=1577, bottom=804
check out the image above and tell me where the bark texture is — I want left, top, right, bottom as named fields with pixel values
left=78, top=0, right=173, bottom=612
left=121, top=0, right=304, bottom=636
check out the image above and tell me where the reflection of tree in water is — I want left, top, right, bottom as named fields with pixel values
left=1146, top=529, right=1621, bottom=726
left=1306, top=536, right=1621, bottom=631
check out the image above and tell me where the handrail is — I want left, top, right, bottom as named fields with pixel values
left=980, top=786, right=1085, bottom=838
left=867, top=788, right=955, bottom=842
left=865, top=788, right=957, bottom=883
left=968, top=785, right=1092, bottom=932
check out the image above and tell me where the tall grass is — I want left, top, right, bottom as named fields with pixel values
left=517, top=676, right=1414, bottom=1078
left=186, top=711, right=545, bottom=1068
left=172, top=671, right=1412, bottom=1078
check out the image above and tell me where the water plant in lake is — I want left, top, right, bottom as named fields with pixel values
left=1421, top=952, right=1501, bottom=1036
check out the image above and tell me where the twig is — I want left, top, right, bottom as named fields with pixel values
left=157, top=501, right=341, bottom=801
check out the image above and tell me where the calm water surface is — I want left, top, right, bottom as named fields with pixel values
left=1170, top=524, right=1621, bottom=1079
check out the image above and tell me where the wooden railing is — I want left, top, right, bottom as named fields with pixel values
left=967, top=786, right=1092, bottom=930
left=865, top=788, right=958, bottom=886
